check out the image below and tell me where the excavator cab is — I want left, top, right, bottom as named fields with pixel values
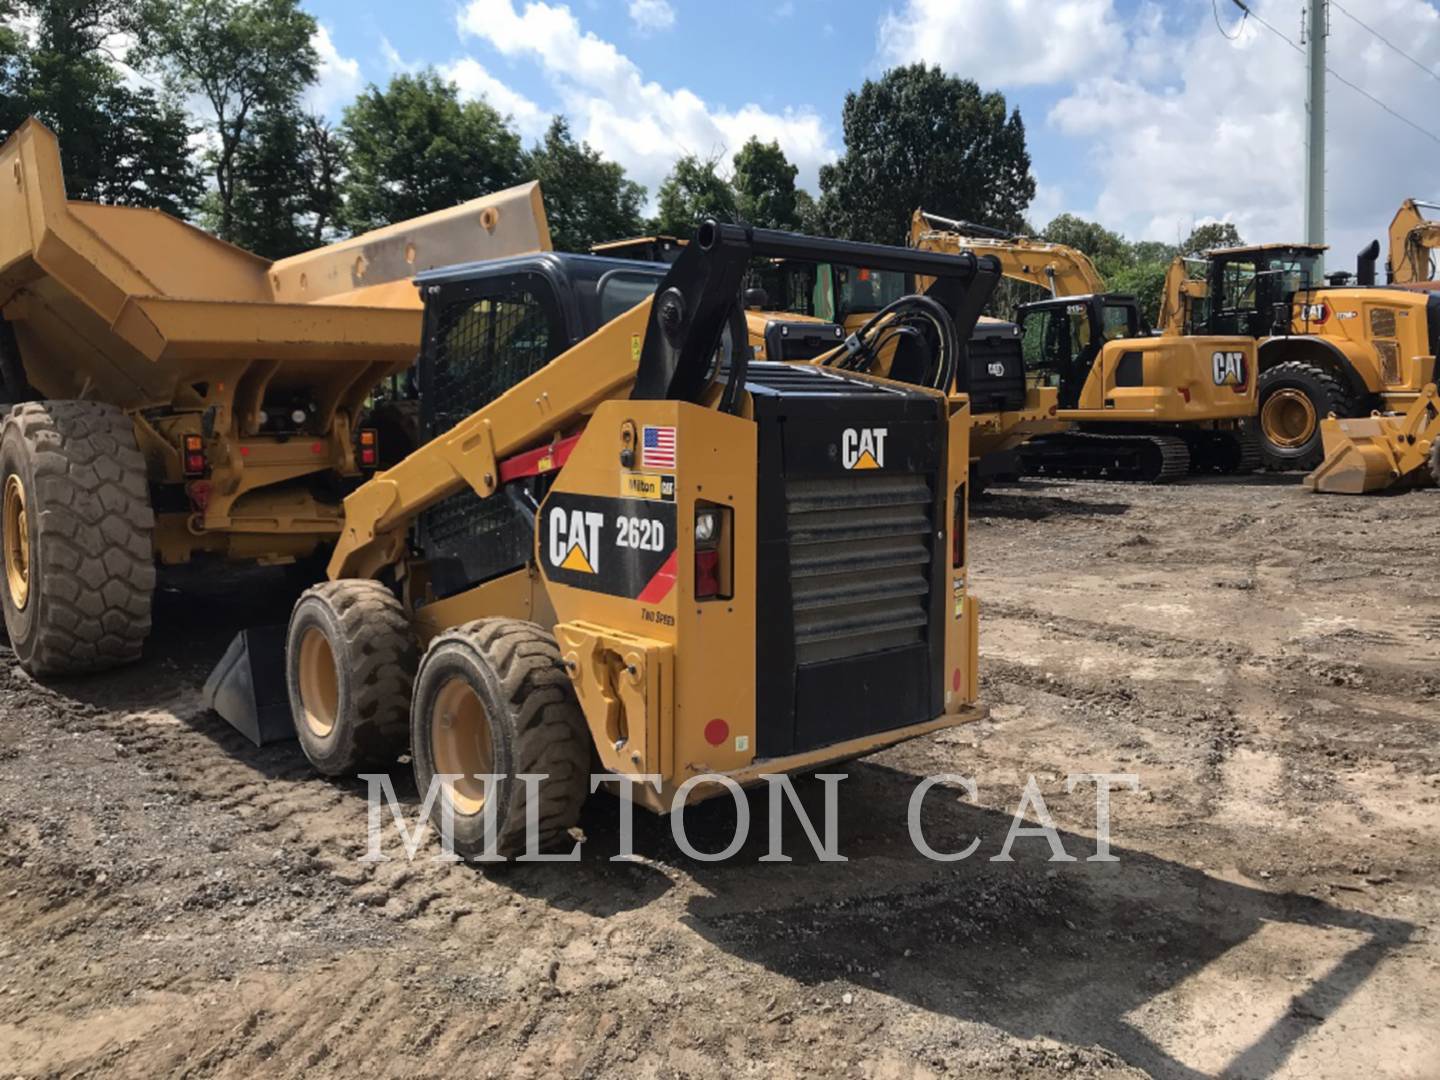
left=1017, top=294, right=1144, bottom=409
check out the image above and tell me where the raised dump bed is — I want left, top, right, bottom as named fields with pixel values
left=0, top=117, right=551, bottom=675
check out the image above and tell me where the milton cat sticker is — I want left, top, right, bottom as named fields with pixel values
left=542, top=492, right=678, bottom=600
left=842, top=427, right=887, bottom=470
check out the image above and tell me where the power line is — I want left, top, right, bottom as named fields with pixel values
left=1213, top=0, right=1246, bottom=41
left=1331, top=0, right=1440, bottom=88
left=1228, top=0, right=1440, bottom=147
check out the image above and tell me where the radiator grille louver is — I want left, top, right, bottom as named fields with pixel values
left=786, top=474, right=935, bottom=665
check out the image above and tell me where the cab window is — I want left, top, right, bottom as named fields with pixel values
left=1221, top=260, right=1257, bottom=310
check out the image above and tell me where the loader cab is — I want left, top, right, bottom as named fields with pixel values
left=1201, top=244, right=1324, bottom=337
left=413, top=252, right=669, bottom=596
left=1017, top=293, right=1143, bottom=409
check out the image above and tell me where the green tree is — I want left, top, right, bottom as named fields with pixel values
left=816, top=64, right=1035, bottom=245
left=654, top=154, right=736, bottom=235
left=731, top=137, right=799, bottom=230
left=1041, top=213, right=1130, bottom=279
left=221, top=109, right=344, bottom=257
left=525, top=117, right=645, bottom=251
left=143, top=0, right=319, bottom=240
left=793, top=188, right=821, bottom=233
left=1181, top=221, right=1243, bottom=256
left=0, top=1, right=201, bottom=215
left=340, top=71, right=524, bottom=234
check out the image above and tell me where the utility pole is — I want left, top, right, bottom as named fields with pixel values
left=1304, top=1, right=1328, bottom=267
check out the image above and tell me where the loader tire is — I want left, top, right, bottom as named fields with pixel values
left=1430, top=437, right=1440, bottom=487
left=411, top=619, right=590, bottom=860
left=1256, top=361, right=1357, bottom=471
left=286, top=579, right=417, bottom=776
left=0, top=401, right=154, bottom=675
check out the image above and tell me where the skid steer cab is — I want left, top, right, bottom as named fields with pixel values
left=1014, top=293, right=1260, bottom=482
left=218, top=222, right=992, bottom=860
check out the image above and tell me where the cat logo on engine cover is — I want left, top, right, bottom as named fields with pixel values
left=842, top=427, right=887, bottom=470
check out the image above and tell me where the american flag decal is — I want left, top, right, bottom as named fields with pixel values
left=641, top=425, right=677, bottom=469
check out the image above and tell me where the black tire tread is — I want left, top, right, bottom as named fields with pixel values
left=1257, top=360, right=1359, bottom=471
left=292, top=579, right=416, bottom=773
left=435, top=618, right=590, bottom=856
left=1, top=401, right=154, bottom=674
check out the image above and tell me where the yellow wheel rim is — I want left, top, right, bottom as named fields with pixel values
left=431, top=676, right=495, bottom=817
left=297, top=627, right=340, bottom=739
left=1261, top=388, right=1317, bottom=449
left=3, top=474, right=29, bottom=611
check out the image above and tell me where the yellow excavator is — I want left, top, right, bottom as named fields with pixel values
left=912, top=212, right=1259, bottom=482
left=1387, top=199, right=1440, bottom=285
left=1160, top=241, right=1440, bottom=491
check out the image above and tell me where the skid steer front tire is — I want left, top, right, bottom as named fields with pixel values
left=1256, top=361, right=1358, bottom=471
left=411, top=619, right=590, bottom=860
left=286, top=580, right=417, bottom=776
left=0, top=401, right=155, bottom=675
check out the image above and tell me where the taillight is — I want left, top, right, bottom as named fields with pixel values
left=182, top=434, right=207, bottom=477
left=694, top=504, right=731, bottom=601
left=358, top=428, right=378, bottom=469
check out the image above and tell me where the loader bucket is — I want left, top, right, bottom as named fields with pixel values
left=202, top=625, right=294, bottom=746
left=1303, top=388, right=1440, bottom=494
left=1303, top=416, right=1402, bottom=493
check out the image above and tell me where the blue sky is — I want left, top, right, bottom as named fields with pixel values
left=300, top=0, right=1440, bottom=261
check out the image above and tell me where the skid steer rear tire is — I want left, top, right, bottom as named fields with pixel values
left=411, top=619, right=590, bottom=860
left=286, top=579, right=417, bottom=776
left=1430, top=438, right=1440, bottom=487
left=1256, top=361, right=1358, bottom=472
left=0, top=401, right=155, bottom=675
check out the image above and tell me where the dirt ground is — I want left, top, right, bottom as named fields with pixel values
left=1, top=473, right=1437, bottom=1079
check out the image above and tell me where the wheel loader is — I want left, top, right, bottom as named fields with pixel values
left=245, top=222, right=989, bottom=856
left=912, top=212, right=1259, bottom=482
left=0, top=117, right=550, bottom=675
left=1158, top=241, right=1440, bottom=477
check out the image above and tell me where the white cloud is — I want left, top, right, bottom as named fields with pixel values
left=878, top=0, right=1124, bottom=86
left=1043, top=0, right=1440, bottom=262
left=441, top=57, right=551, bottom=138
left=457, top=0, right=837, bottom=204
left=306, top=25, right=363, bottom=116
left=627, top=0, right=675, bottom=34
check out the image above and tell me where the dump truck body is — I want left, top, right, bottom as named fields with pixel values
left=0, top=118, right=550, bottom=674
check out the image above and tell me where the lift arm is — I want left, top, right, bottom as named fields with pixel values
left=909, top=209, right=1106, bottom=297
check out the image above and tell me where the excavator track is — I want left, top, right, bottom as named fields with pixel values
left=1019, top=432, right=1192, bottom=484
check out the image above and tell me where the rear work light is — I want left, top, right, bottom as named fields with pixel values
left=182, top=434, right=207, bottom=478
left=358, top=428, right=379, bottom=470
left=694, top=504, right=732, bottom=601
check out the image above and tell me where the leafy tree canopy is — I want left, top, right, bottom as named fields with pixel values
left=816, top=64, right=1035, bottom=245
left=526, top=117, right=646, bottom=252
left=653, top=153, right=736, bottom=236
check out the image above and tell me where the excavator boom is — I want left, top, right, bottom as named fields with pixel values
left=1388, top=198, right=1440, bottom=285
left=909, top=210, right=1106, bottom=297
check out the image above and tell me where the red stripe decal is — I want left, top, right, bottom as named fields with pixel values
left=497, top=434, right=582, bottom=484
left=636, top=551, right=679, bottom=604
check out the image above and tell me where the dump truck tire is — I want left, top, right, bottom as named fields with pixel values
left=0, top=401, right=154, bottom=674
left=1256, top=361, right=1357, bottom=471
left=411, top=619, right=589, bottom=860
left=286, top=580, right=416, bottom=776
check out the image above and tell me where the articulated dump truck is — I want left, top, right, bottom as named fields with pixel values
left=0, top=118, right=549, bottom=674
left=256, top=223, right=988, bottom=855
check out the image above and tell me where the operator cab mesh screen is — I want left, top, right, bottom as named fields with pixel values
left=420, top=286, right=563, bottom=598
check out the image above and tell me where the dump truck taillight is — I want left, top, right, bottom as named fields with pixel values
left=183, top=434, right=207, bottom=477
left=694, top=504, right=731, bottom=600
left=358, top=429, right=378, bottom=469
